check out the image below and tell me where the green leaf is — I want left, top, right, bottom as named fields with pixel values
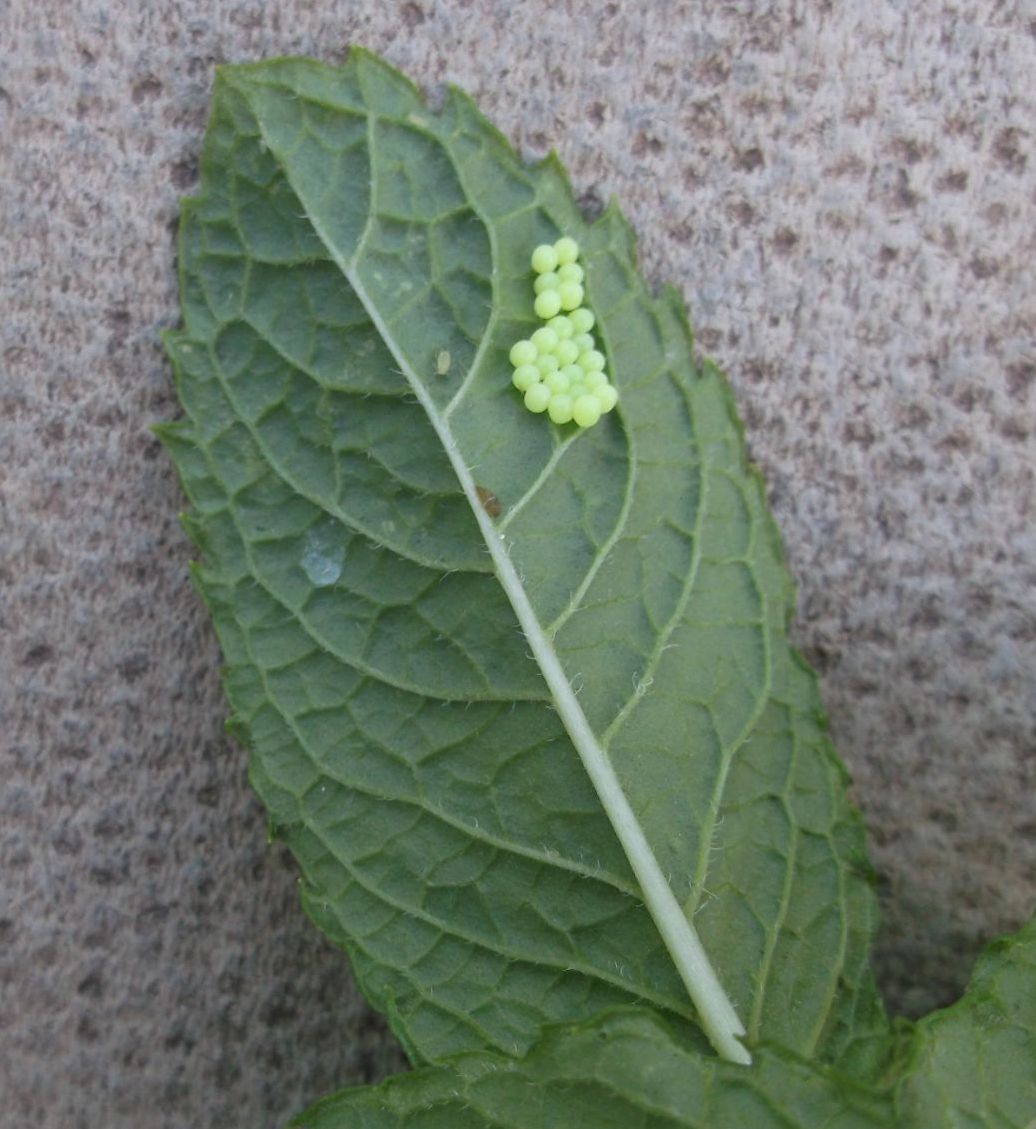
left=292, top=916, right=1036, bottom=1129
left=893, top=915, right=1036, bottom=1127
left=162, top=49, right=888, bottom=1071
left=289, top=1008, right=892, bottom=1129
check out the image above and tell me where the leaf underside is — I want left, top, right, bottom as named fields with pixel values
left=291, top=1008, right=892, bottom=1129
left=293, top=917, right=1036, bottom=1129
left=162, top=48, right=896, bottom=1086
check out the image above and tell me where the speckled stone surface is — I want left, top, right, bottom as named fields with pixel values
left=3, top=2, right=1034, bottom=1126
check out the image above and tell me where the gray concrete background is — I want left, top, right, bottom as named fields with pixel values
left=3, top=2, right=1034, bottom=1126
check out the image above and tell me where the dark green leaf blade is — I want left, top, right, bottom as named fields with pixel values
left=163, top=50, right=887, bottom=1069
left=290, top=1009, right=892, bottom=1129
left=894, top=914, right=1036, bottom=1127
left=291, top=919, right=1036, bottom=1129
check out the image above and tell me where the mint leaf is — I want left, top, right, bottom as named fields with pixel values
left=894, top=914, right=1036, bottom=1127
left=290, top=1009, right=891, bottom=1129
left=161, top=50, right=887, bottom=1070
left=294, top=919, right=1036, bottom=1129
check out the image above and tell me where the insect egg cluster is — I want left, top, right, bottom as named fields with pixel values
left=509, top=238, right=618, bottom=428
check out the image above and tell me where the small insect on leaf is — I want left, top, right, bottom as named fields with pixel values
left=435, top=350, right=451, bottom=376
left=475, top=485, right=502, bottom=518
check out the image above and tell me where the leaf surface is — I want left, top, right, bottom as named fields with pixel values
left=291, top=918, right=1036, bottom=1129
left=162, top=51, right=887, bottom=1070
left=289, top=1009, right=892, bottom=1129
left=893, top=914, right=1036, bottom=1127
